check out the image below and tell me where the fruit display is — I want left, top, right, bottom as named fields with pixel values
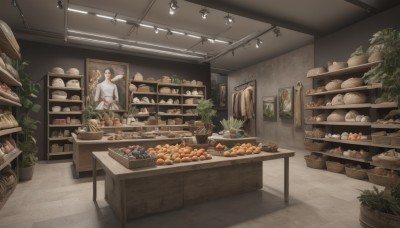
left=219, top=143, right=262, bottom=157
left=146, top=144, right=212, bottom=165
left=112, top=145, right=153, bottom=160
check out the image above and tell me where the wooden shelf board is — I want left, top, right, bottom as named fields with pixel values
left=181, top=84, right=205, bottom=88
left=100, top=124, right=187, bottom=129
left=306, top=137, right=371, bottom=146
left=157, top=83, right=183, bottom=87
left=157, top=93, right=182, bottom=96
left=182, top=114, right=198, bottom=116
left=49, top=99, right=83, bottom=103
left=48, top=151, right=73, bottom=156
left=310, top=151, right=370, bottom=163
left=49, top=137, right=71, bottom=141
left=130, top=92, right=157, bottom=95
left=48, top=73, right=83, bottom=78
left=0, top=148, right=22, bottom=170
left=130, top=103, right=156, bottom=106
left=371, top=102, right=398, bottom=109
left=131, top=80, right=158, bottom=84
left=305, top=85, right=378, bottom=96
left=158, top=103, right=181, bottom=106
left=304, top=121, right=371, bottom=126
left=182, top=95, right=204, bottom=98
left=133, top=114, right=149, bottom=117
left=369, top=143, right=400, bottom=150
left=369, top=162, right=400, bottom=171
left=307, top=62, right=381, bottom=79
left=0, top=67, right=22, bottom=86
left=49, top=124, right=82, bottom=127
left=182, top=104, right=198, bottom=107
left=305, top=103, right=371, bottom=110
left=371, top=124, right=400, bottom=129
left=49, top=111, right=83, bottom=115
left=0, top=127, right=21, bottom=137
left=158, top=114, right=183, bottom=116
left=48, top=86, right=82, bottom=91
left=0, top=96, right=22, bottom=107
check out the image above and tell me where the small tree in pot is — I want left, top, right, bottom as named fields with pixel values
left=15, top=61, right=41, bottom=181
left=193, top=99, right=216, bottom=143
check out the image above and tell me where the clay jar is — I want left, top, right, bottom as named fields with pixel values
left=105, top=119, right=114, bottom=126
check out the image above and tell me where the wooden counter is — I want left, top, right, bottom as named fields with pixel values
left=92, top=149, right=295, bottom=228
left=70, top=133, right=181, bottom=177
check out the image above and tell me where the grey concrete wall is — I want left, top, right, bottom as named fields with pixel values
left=227, top=44, right=314, bottom=149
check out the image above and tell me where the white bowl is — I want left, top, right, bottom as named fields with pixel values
left=52, top=106, right=61, bottom=112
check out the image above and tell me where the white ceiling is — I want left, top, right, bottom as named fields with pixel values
left=0, top=0, right=398, bottom=73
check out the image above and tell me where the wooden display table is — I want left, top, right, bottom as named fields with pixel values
left=92, top=149, right=295, bottom=228
left=208, top=134, right=258, bottom=147
left=70, top=133, right=181, bottom=177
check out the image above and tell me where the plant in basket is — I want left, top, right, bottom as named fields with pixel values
left=220, top=117, right=246, bottom=138
left=193, top=99, right=217, bottom=143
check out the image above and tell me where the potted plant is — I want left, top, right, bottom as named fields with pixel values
left=193, top=99, right=217, bottom=143
left=347, top=46, right=368, bottom=67
left=363, top=28, right=400, bottom=113
left=358, top=181, right=400, bottom=227
left=15, top=60, right=40, bottom=181
left=83, top=97, right=103, bottom=123
left=220, top=117, right=245, bottom=138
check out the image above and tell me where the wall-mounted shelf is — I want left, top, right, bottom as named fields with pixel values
left=371, top=124, right=400, bottom=129
left=48, top=111, right=83, bottom=115
left=305, top=137, right=371, bottom=146
left=305, top=84, right=381, bottom=96
left=48, top=151, right=74, bottom=156
left=305, top=104, right=371, bottom=110
left=48, top=86, right=82, bottom=91
left=49, top=137, right=72, bottom=141
left=0, top=96, right=21, bottom=107
left=305, top=121, right=371, bottom=126
left=0, top=149, right=22, bottom=171
left=0, top=67, right=22, bottom=86
left=371, top=102, right=398, bottom=109
left=49, top=99, right=83, bottom=103
left=0, top=127, right=21, bottom=137
left=311, top=151, right=371, bottom=163
left=307, top=61, right=381, bottom=79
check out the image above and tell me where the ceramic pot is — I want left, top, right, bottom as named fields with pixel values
left=19, top=165, right=35, bottom=181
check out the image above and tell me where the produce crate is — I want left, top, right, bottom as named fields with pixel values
left=108, top=148, right=156, bottom=169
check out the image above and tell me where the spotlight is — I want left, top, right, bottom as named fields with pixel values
left=199, top=8, right=209, bottom=19
left=57, top=0, right=63, bottom=9
left=111, top=13, right=118, bottom=24
left=169, top=0, right=178, bottom=15
left=154, top=26, right=159, bottom=34
left=273, top=27, right=281, bottom=37
left=11, top=0, right=17, bottom=7
left=255, top=39, right=262, bottom=48
left=224, top=13, right=234, bottom=26
left=208, top=38, right=215, bottom=44
left=166, top=29, right=173, bottom=39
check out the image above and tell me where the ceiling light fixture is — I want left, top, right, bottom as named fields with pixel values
left=67, top=8, right=88, bottom=14
left=255, top=39, right=262, bottom=48
left=169, top=0, right=178, bottom=15
left=11, top=0, right=17, bottom=7
left=171, top=30, right=185, bottom=35
left=199, top=8, right=209, bottom=19
left=224, top=13, right=234, bottom=26
left=154, top=26, right=159, bottom=34
left=273, top=27, right=281, bottom=37
left=207, top=38, right=215, bottom=43
left=214, top=39, right=229, bottom=44
left=139, top=23, right=153, bottom=29
left=111, top=13, right=118, bottom=24
left=57, top=0, right=63, bottom=9
left=187, top=34, right=201, bottom=39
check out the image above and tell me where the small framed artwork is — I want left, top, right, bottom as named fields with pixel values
left=263, top=96, right=276, bottom=121
left=217, top=83, right=227, bottom=110
left=86, top=58, right=129, bottom=112
left=278, top=87, right=294, bottom=119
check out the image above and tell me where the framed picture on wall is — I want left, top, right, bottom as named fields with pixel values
left=278, top=87, right=293, bottom=119
left=86, top=59, right=129, bottom=112
left=263, top=96, right=276, bottom=121
left=217, top=83, right=227, bottom=110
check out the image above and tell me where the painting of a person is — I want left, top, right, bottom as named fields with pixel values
left=279, top=87, right=293, bottom=118
left=281, top=89, right=291, bottom=113
left=94, top=68, right=121, bottom=110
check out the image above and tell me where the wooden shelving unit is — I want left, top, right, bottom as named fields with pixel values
left=311, top=151, right=371, bottom=163
left=306, top=61, right=381, bottom=79
left=304, top=121, right=371, bottom=126
left=305, top=103, right=372, bottom=110
left=0, top=127, right=22, bottom=137
left=305, top=84, right=381, bottom=96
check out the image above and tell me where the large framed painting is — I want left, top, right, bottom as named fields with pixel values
left=263, top=96, right=276, bottom=121
left=278, top=87, right=293, bottom=119
left=86, top=59, right=129, bottom=112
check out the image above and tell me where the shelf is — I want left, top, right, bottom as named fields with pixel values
left=182, top=114, right=198, bottom=116
left=131, top=80, right=158, bottom=85
left=369, top=143, right=400, bottom=150
left=130, top=92, right=157, bottom=95
left=306, top=137, right=372, bottom=146
left=158, top=113, right=183, bottom=116
left=133, top=114, right=150, bottom=117
left=0, top=127, right=21, bottom=137
left=100, top=124, right=188, bottom=129
left=48, top=73, right=83, bottom=78
left=307, top=61, right=381, bottom=79
left=311, top=151, right=370, bottom=163
left=182, top=104, right=198, bottom=107
left=371, top=124, right=400, bottom=129
left=304, top=121, right=371, bottom=126
left=0, top=67, right=22, bottom=86
left=305, top=103, right=371, bottom=110
left=369, top=162, right=400, bottom=171
left=158, top=103, right=181, bottom=106
left=49, top=111, right=83, bottom=115
left=157, top=83, right=184, bottom=87
left=0, top=148, right=22, bottom=170
left=158, top=93, right=182, bottom=97
left=48, top=151, right=73, bottom=156
left=130, top=103, right=156, bottom=106
left=0, top=96, right=21, bottom=106
left=371, top=102, right=398, bottom=109
left=49, top=99, right=83, bottom=103
left=305, top=85, right=381, bottom=96
left=182, top=95, right=204, bottom=98
left=48, top=86, right=82, bottom=91
left=49, top=137, right=72, bottom=141
left=49, top=124, right=82, bottom=127
left=181, top=84, right=205, bottom=88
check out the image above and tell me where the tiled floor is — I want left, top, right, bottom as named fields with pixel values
left=0, top=149, right=377, bottom=228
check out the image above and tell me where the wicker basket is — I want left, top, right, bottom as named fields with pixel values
left=325, top=80, right=343, bottom=91
left=345, top=166, right=368, bottom=180
left=77, top=131, right=104, bottom=140
left=371, top=135, right=391, bottom=145
left=328, top=62, right=348, bottom=72
left=327, top=110, right=347, bottom=122
left=367, top=170, right=399, bottom=187
left=108, top=148, right=156, bottom=169
left=340, top=77, right=364, bottom=89
left=368, top=52, right=382, bottom=63
left=347, top=55, right=368, bottom=67
left=312, top=128, right=326, bottom=138
left=195, top=134, right=209, bottom=144
left=306, top=67, right=327, bottom=77
left=343, top=92, right=367, bottom=104
left=304, top=155, right=326, bottom=169
left=304, top=139, right=328, bottom=151
left=326, top=161, right=345, bottom=173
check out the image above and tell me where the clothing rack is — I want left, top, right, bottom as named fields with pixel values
left=233, top=79, right=257, bottom=136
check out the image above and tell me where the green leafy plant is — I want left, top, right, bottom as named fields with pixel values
left=358, top=181, right=400, bottom=216
left=15, top=60, right=41, bottom=168
left=128, top=106, right=139, bottom=115
left=83, top=96, right=103, bottom=121
left=350, top=46, right=366, bottom=57
left=220, top=117, right=245, bottom=131
left=194, top=99, right=217, bottom=124
left=363, top=28, right=400, bottom=112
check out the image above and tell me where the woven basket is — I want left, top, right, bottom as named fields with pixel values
left=326, top=161, right=345, bottom=173
left=108, top=148, right=156, bottom=169
left=50, top=67, right=65, bottom=74
left=343, top=92, right=367, bottom=104
left=159, top=87, right=171, bottom=94
left=331, top=94, right=344, bottom=106
left=70, top=106, right=80, bottom=111
left=347, top=55, right=368, bottom=67
left=312, top=128, right=325, bottom=138
left=371, top=135, right=391, bottom=145
left=195, top=134, right=209, bottom=144
left=137, top=85, right=150, bottom=92
left=341, top=78, right=364, bottom=89
left=304, top=139, right=328, bottom=151
left=307, top=67, right=327, bottom=77
left=345, top=166, right=368, bottom=180
left=328, top=62, right=348, bottom=72
left=325, top=80, right=343, bottom=91
left=77, top=131, right=104, bottom=140
left=367, top=170, right=399, bottom=187
left=304, top=155, right=326, bottom=169
left=207, top=149, right=224, bottom=157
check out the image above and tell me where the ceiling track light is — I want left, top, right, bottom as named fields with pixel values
left=11, top=0, right=17, bottom=7
left=255, top=39, right=262, bottom=48
left=199, top=7, right=209, bottom=19
left=224, top=13, right=234, bottom=26
left=154, top=26, right=159, bottom=34
left=111, top=13, right=118, bottom=24
left=57, top=0, right=63, bottom=9
left=169, top=0, right=178, bottom=15
left=273, top=27, right=281, bottom=37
